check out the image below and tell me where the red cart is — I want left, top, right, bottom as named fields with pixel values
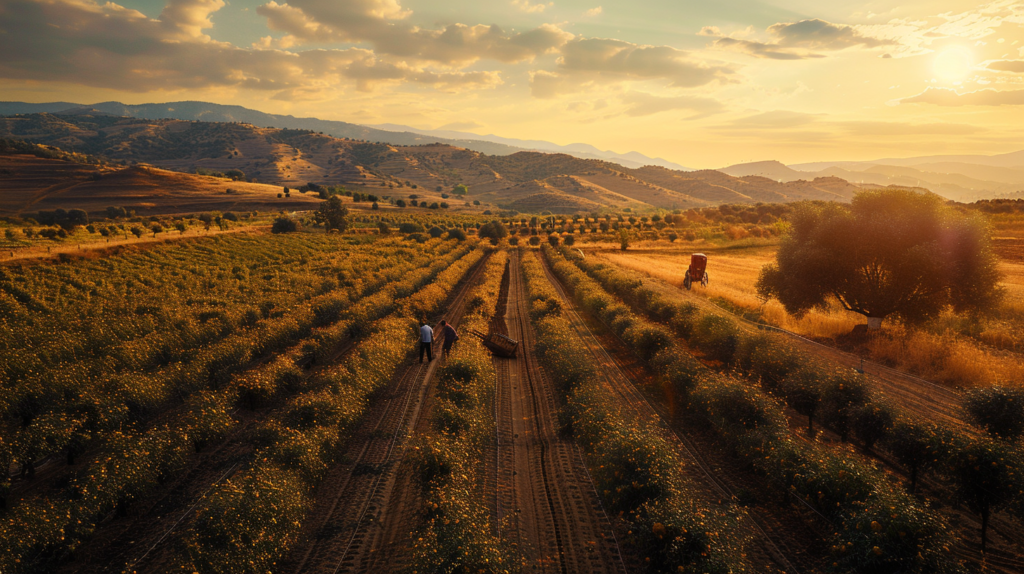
left=683, top=253, right=709, bottom=290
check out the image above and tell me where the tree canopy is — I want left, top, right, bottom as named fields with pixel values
left=312, top=196, right=349, bottom=232
left=756, top=189, right=1001, bottom=327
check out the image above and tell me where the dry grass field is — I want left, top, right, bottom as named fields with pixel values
left=594, top=239, right=1024, bottom=388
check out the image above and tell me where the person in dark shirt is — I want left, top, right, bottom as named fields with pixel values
left=440, top=320, right=459, bottom=357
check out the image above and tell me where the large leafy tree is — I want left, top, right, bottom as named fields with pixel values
left=757, top=189, right=1001, bottom=328
left=313, top=196, right=349, bottom=232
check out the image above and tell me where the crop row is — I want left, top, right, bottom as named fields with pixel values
left=520, top=249, right=746, bottom=574
left=1, top=235, right=464, bottom=480
left=411, top=249, right=512, bottom=573
left=174, top=245, right=488, bottom=573
left=554, top=246, right=1024, bottom=547
left=0, top=241, right=480, bottom=573
left=543, top=245, right=962, bottom=574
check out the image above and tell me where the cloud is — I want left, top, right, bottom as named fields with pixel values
left=531, top=37, right=734, bottom=97
left=619, top=92, right=725, bottom=117
left=437, top=120, right=485, bottom=130
left=986, top=59, right=1024, bottom=72
left=257, top=0, right=573, bottom=65
left=899, top=87, right=1024, bottom=106
left=0, top=0, right=502, bottom=97
left=584, top=6, right=602, bottom=17
left=718, top=110, right=822, bottom=129
left=709, top=18, right=894, bottom=59
left=712, top=38, right=822, bottom=60
left=512, top=0, right=552, bottom=14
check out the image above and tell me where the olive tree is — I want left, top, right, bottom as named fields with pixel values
left=757, top=189, right=1001, bottom=329
left=312, top=196, right=349, bottom=232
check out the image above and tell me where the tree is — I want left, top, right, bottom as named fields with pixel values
left=377, top=221, right=391, bottom=235
left=271, top=217, right=297, bottom=233
left=963, top=386, right=1024, bottom=440
left=395, top=199, right=407, bottom=208
left=428, top=226, right=444, bottom=238
left=130, top=226, right=144, bottom=238
left=151, top=223, right=163, bottom=237
left=313, top=196, right=349, bottom=232
left=618, top=229, right=630, bottom=251
left=453, top=184, right=468, bottom=195
left=448, top=228, right=467, bottom=241
left=477, top=220, right=508, bottom=244
left=174, top=222, right=187, bottom=235
left=952, top=438, right=1020, bottom=552
left=757, top=189, right=1002, bottom=329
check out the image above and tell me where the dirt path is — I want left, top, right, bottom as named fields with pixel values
left=497, top=250, right=626, bottom=574
left=279, top=253, right=490, bottom=574
left=537, top=249, right=830, bottom=574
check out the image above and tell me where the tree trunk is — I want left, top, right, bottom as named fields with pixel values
left=981, top=507, right=989, bottom=553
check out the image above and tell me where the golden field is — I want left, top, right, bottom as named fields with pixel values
left=591, top=240, right=1024, bottom=388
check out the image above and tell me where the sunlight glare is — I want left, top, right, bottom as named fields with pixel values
left=933, top=46, right=973, bottom=81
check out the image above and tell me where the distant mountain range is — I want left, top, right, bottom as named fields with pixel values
left=0, top=100, right=688, bottom=171
left=0, top=111, right=871, bottom=214
left=720, top=152, right=1024, bottom=202
left=369, top=123, right=691, bottom=171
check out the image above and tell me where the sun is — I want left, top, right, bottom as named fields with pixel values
left=933, top=46, right=973, bottom=81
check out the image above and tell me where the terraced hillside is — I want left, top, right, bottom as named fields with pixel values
left=2, top=112, right=875, bottom=214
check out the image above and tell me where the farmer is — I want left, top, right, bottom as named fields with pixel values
left=419, top=319, right=434, bottom=363
left=440, top=320, right=459, bottom=357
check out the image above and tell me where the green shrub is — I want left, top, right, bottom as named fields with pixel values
left=963, top=386, right=1024, bottom=440
left=691, top=314, right=740, bottom=364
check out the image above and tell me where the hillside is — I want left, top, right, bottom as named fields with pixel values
left=1, top=111, right=888, bottom=215
left=0, top=153, right=323, bottom=216
left=723, top=149, right=1024, bottom=202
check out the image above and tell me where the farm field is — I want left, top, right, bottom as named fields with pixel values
left=588, top=240, right=1024, bottom=389
left=3, top=212, right=1024, bottom=574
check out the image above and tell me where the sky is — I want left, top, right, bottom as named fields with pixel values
left=0, top=0, right=1022, bottom=168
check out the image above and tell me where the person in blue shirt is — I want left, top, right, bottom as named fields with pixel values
left=419, top=320, right=434, bottom=363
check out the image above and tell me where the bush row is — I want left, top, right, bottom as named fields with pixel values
left=544, top=245, right=962, bottom=574
left=411, top=250, right=513, bottom=573
left=1, top=237, right=467, bottom=482
left=521, top=249, right=746, bottom=574
left=555, top=246, right=1024, bottom=539
left=0, top=244, right=481, bottom=573
left=176, top=246, right=489, bottom=573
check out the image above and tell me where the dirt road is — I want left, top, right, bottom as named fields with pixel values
left=279, top=253, right=490, bottom=574
left=496, top=251, right=626, bottom=574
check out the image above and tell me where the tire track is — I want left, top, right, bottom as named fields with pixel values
left=503, top=250, right=626, bottom=574
left=282, top=252, right=490, bottom=574
left=538, top=249, right=821, bottom=574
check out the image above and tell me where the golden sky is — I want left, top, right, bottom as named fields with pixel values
left=1, top=0, right=1022, bottom=168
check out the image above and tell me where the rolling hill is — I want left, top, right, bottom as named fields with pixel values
left=0, top=111, right=891, bottom=215
left=724, top=150, right=1024, bottom=202
left=0, top=100, right=688, bottom=170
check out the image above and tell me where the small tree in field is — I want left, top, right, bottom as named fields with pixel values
left=953, top=438, right=1020, bottom=552
left=619, top=229, right=630, bottom=251
left=757, top=189, right=1001, bottom=329
left=175, top=221, right=187, bottom=235
left=963, top=386, right=1024, bottom=440
left=313, top=196, right=349, bottom=232
left=151, top=224, right=163, bottom=237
